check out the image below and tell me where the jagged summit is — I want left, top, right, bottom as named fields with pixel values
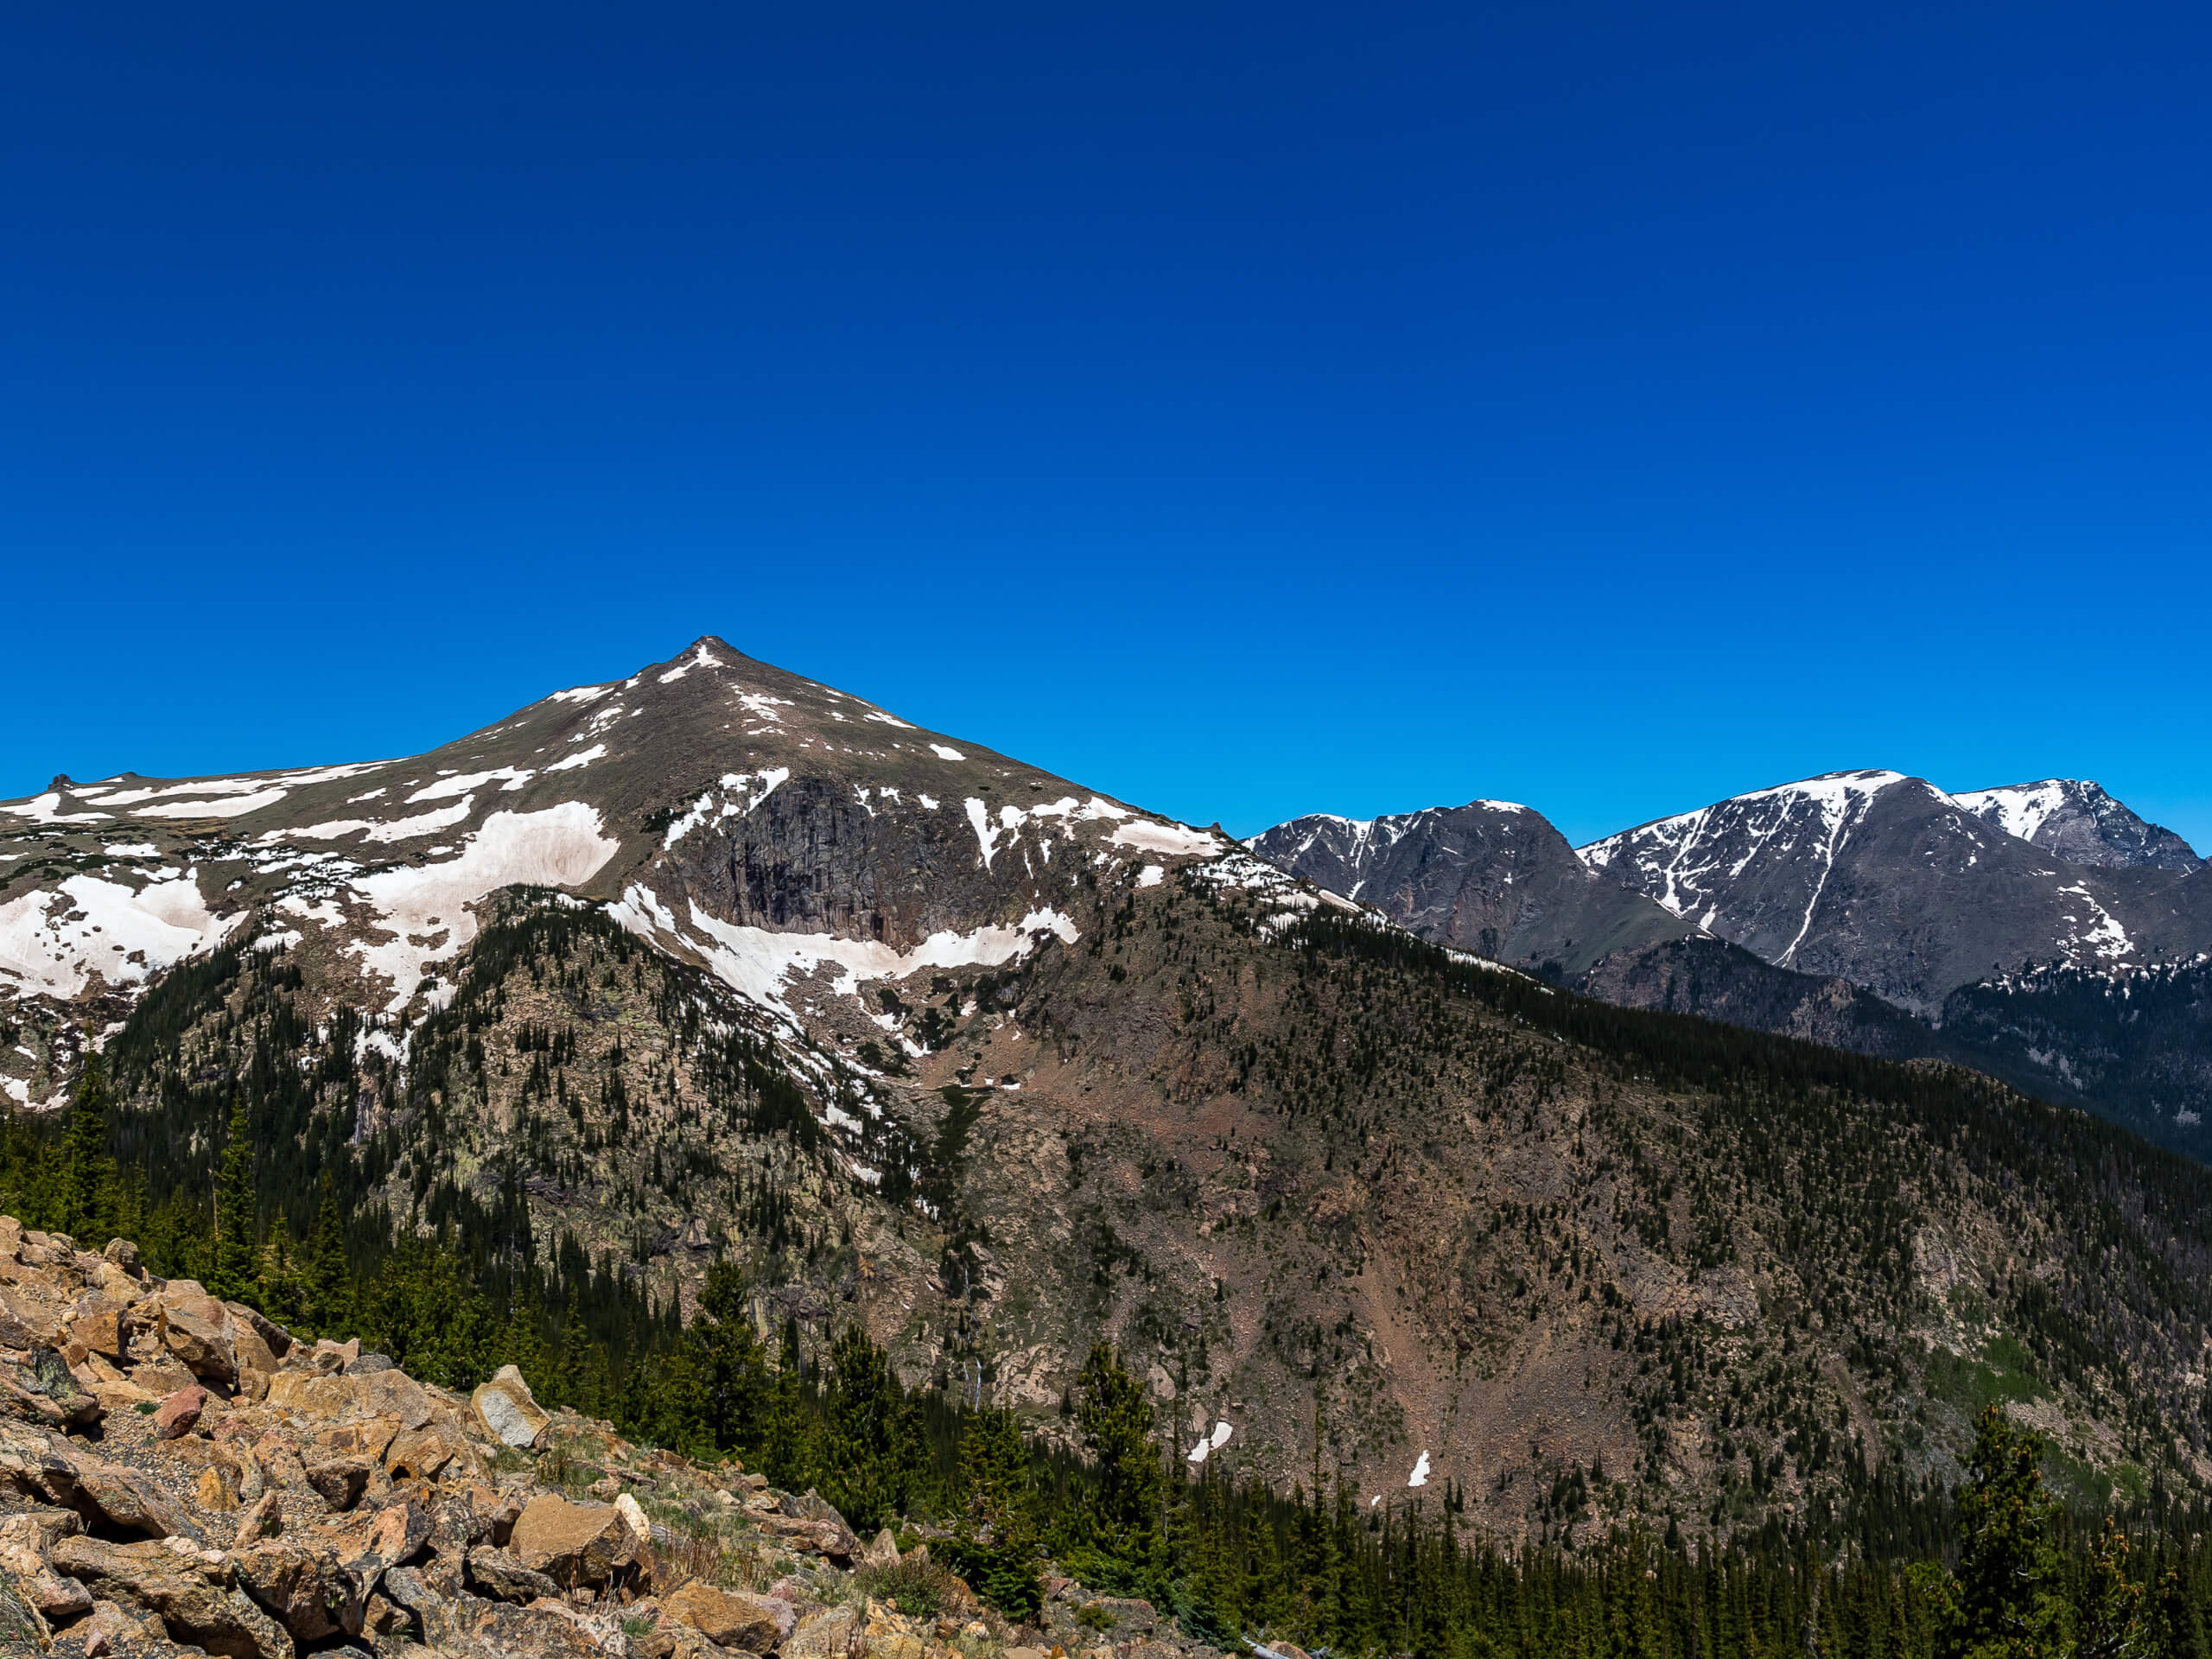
left=1248, top=798, right=1694, bottom=974
left=1573, top=768, right=2212, bottom=1012
left=1951, top=777, right=2202, bottom=872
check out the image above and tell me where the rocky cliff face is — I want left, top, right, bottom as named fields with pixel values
left=1952, top=779, right=2203, bottom=874
left=0, top=1211, right=1212, bottom=1659
left=1576, top=771, right=2212, bottom=1014
left=1246, top=803, right=1694, bottom=976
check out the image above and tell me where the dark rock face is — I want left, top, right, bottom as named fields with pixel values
left=1577, top=771, right=2212, bottom=1014
left=1939, top=957, right=2212, bottom=1161
left=1951, top=779, right=2203, bottom=874
left=1248, top=802, right=1694, bottom=976
left=1577, top=937, right=1936, bottom=1058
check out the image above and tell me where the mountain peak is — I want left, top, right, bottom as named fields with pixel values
left=1951, top=778, right=2202, bottom=873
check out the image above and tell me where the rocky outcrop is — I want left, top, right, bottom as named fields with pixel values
left=0, top=1212, right=1228, bottom=1659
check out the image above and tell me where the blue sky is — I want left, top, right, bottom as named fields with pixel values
left=4, top=3, right=2208, bottom=849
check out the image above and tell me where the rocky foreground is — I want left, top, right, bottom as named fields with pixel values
left=0, top=1217, right=1240, bottom=1659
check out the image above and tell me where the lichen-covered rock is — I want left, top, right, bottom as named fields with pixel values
left=52, top=1534, right=296, bottom=1659
left=469, top=1363, right=550, bottom=1449
left=235, top=1531, right=366, bottom=1642
left=464, top=1543, right=561, bottom=1603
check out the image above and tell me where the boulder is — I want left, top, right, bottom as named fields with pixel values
left=465, top=1543, right=561, bottom=1603
left=0, top=1512, right=93, bottom=1620
left=662, top=1580, right=795, bottom=1652
left=67, top=1460, right=198, bottom=1540
left=863, top=1526, right=900, bottom=1567
left=235, top=1534, right=365, bottom=1642
left=781, top=1604, right=859, bottom=1659
left=507, top=1492, right=636, bottom=1586
left=70, top=1305, right=123, bottom=1359
left=470, top=1363, right=550, bottom=1449
left=51, top=1534, right=295, bottom=1659
left=233, top=1491, right=283, bottom=1549
left=160, top=1307, right=236, bottom=1383
left=78, top=1597, right=139, bottom=1657
left=156, top=1383, right=209, bottom=1440
left=385, top=1422, right=459, bottom=1481
left=302, top=1455, right=372, bottom=1511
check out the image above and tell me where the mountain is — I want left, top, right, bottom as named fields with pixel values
left=1245, top=801, right=1695, bottom=976
left=1249, top=802, right=1937, bottom=1056
left=1576, top=770, right=2212, bottom=1015
left=9, top=641, right=2212, bottom=1546
left=1951, top=778, right=2203, bottom=873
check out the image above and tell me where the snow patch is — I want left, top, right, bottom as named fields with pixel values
left=346, top=804, right=620, bottom=1012
left=546, top=744, right=606, bottom=772
left=1110, top=820, right=1225, bottom=858
left=928, top=744, right=966, bottom=761
left=407, top=768, right=533, bottom=802
left=0, top=873, right=241, bottom=998
left=658, top=643, right=726, bottom=683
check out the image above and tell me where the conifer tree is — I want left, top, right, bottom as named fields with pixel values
left=760, top=1319, right=813, bottom=1494
left=257, top=1213, right=307, bottom=1326
left=58, top=1052, right=113, bottom=1243
left=1073, top=1343, right=1166, bottom=1595
left=209, top=1098, right=259, bottom=1303
left=555, top=1289, right=590, bottom=1410
left=2080, top=1517, right=2147, bottom=1659
left=819, top=1321, right=918, bottom=1534
left=1940, top=1404, right=2066, bottom=1659
left=499, top=1282, right=552, bottom=1399
left=302, top=1176, right=352, bottom=1337
left=950, top=1407, right=1042, bottom=1618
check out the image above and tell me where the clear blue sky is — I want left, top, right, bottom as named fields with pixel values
left=5, top=3, right=2209, bottom=849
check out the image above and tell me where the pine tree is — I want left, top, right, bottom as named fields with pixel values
left=499, top=1281, right=552, bottom=1399
left=760, top=1319, right=814, bottom=1494
left=302, top=1175, right=352, bottom=1337
left=1073, top=1343, right=1166, bottom=1595
left=1939, top=1404, right=2066, bottom=1659
left=950, top=1407, right=1042, bottom=1618
left=2080, top=1518, right=2146, bottom=1659
left=819, top=1321, right=918, bottom=1534
left=58, top=1052, right=113, bottom=1243
left=257, top=1213, right=307, bottom=1326
left=555, top=1289, right=590, bottom=1411
left=209, top=1097, right=259, bottom=1304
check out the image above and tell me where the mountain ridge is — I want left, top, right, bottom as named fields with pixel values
left=8, top=639, right=2212, bottom=1547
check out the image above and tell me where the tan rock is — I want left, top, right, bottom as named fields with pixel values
left=507, top=1493, right=635, bottom=1586
left=51, top=1534, right=295, bottom=1659
left=67, top=1460, right=197, bottom=1539
left=782, top=1604, right=859, bottom=1659
left=863, top=1525, right=901, bottom=1567
left=160, top=1307, right=236, bottom=1383
left=662, top=1580, right=794, bottom=1652
left=470, top=1363, right=550, bottom=1449
left=197, top=1463, right=240, bottom=1512
left=301, top=1454, right=371, bottom=1510
left=235, top=1532, right=365, bottom=1643
left=233, top=1491, right=283, bottom=1549
left=385, top=1423, right=458, bottom=1481
left=464, top=1544, right=560, bottom=1603
left=71, top=1304, right=123, bottom=1358
left=78, top=1597, right=137, bottom=1657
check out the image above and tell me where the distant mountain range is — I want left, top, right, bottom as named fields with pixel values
left=1254, top=771, right=2212, bottom=1154
left=7, top=641, right=2212, bottom=1539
